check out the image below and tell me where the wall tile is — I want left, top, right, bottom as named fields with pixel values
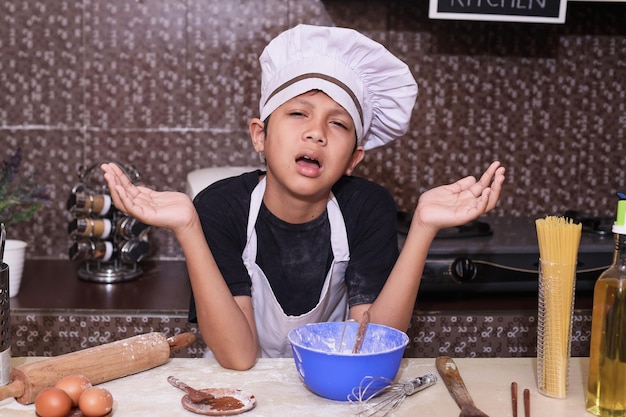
left=321, top=0, right=390, bottom=30
left=288, top=0, right=335, bottom=26
left=0, top=1, right=84, bottom=128
left=578, top=132, right=626, bottom=215
left=187, top=0, right=269, bottom=130
left=83, top=0, right=188, bottom=129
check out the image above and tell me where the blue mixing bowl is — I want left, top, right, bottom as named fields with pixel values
left=288, top=321, right=409, bottom=401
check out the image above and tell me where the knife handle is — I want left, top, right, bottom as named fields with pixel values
left=435, top=356, right=476, bottom=409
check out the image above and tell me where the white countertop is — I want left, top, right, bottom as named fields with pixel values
left=1, top=356, right=593, bottom=416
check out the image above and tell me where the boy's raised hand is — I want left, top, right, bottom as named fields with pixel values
left=414, top=161, right=505, bottom=232
left=100, top=162, right=197, bottom=232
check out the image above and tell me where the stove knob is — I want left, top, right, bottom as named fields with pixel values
left=451, top=257, right=477, bottom=282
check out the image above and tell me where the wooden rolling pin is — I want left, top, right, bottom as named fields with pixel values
left=0, top=331, right=196, bottom=404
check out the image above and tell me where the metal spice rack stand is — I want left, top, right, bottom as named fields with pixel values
left=67, top=162, right=151, bottom=283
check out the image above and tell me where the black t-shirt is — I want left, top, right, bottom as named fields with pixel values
left=188, top=170, right=399, bottom=321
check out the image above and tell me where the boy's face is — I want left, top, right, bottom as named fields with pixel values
left=251, top=90, right=364, bottom=197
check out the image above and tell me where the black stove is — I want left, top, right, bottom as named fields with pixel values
left=398, top=215, right=614, bottom=293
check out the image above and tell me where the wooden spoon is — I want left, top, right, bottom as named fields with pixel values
left=168, top=376, right=215, bottom=404
left=436, top=356, right=490, bottom=417
left=352, top=310, right=370, bottom=354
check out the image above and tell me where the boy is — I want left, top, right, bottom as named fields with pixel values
left=101, top=24, right=505, bottom=370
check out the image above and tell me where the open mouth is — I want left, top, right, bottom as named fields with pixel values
left=296, top=155, right=321, bottom=168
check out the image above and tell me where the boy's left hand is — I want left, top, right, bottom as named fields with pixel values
left=414, top=161, right=505, bottom=232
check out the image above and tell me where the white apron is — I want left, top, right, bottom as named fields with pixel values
left=243, top=178, right=350, bottom=358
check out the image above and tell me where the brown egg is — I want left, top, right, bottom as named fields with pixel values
left=55, top=374, right=92, bottom=407
left=78, top=387, right=114, bottom=417
left=35, top=387, right=73, bottom=417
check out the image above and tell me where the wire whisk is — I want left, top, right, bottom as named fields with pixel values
left=348, top=373, right=437, bottom=417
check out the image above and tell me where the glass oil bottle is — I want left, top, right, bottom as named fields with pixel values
left=587, top=194, right=626, bottom=416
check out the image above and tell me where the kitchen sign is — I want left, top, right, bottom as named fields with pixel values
left=429, top=0, right=567, bottom=23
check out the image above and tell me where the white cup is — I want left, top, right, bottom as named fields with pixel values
left=4, top=240, right=27, bottom=298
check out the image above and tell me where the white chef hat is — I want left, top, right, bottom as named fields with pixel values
left=259, top=24, right=418, bottom=150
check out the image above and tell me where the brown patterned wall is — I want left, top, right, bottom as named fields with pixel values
left=7, top=309, right=593, bottom=359
left=1, top=0, right=625, bottom=261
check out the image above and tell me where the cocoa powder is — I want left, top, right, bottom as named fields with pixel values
left=209, top=395, right=244, bottom=411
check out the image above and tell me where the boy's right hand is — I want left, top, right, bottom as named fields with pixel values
left=100, top=162, right=198, bottom=233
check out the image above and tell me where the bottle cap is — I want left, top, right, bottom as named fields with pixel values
left=102, top=241, right=114, bottom=262
left=98, top=194, right=112, bottom=216
left=101, top=218, right=113, bottom=239
left=614, top=198, right=626, bottom=235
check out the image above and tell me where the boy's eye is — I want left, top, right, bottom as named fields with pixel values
left=331, top=120, right=350, bottom=131
left=332, top=121, right=346, bottom=129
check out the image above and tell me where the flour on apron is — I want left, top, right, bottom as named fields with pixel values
left=204, top=177, right=350, bottom=358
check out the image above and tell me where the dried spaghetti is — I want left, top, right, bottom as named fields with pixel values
left=535, top=216, right=582, bottom=398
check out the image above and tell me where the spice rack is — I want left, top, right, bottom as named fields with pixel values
left=66, top=162, right=151, bottom=283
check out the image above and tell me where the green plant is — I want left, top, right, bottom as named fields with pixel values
left=0, top=147, right=50, bottom=226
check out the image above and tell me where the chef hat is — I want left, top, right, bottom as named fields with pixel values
left=259, top=24, right=418, bottom=150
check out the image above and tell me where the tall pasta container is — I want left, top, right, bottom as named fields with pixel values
left=537, top=259, right=576, bottom=398
left=535, top=216, right=581, bottom=398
